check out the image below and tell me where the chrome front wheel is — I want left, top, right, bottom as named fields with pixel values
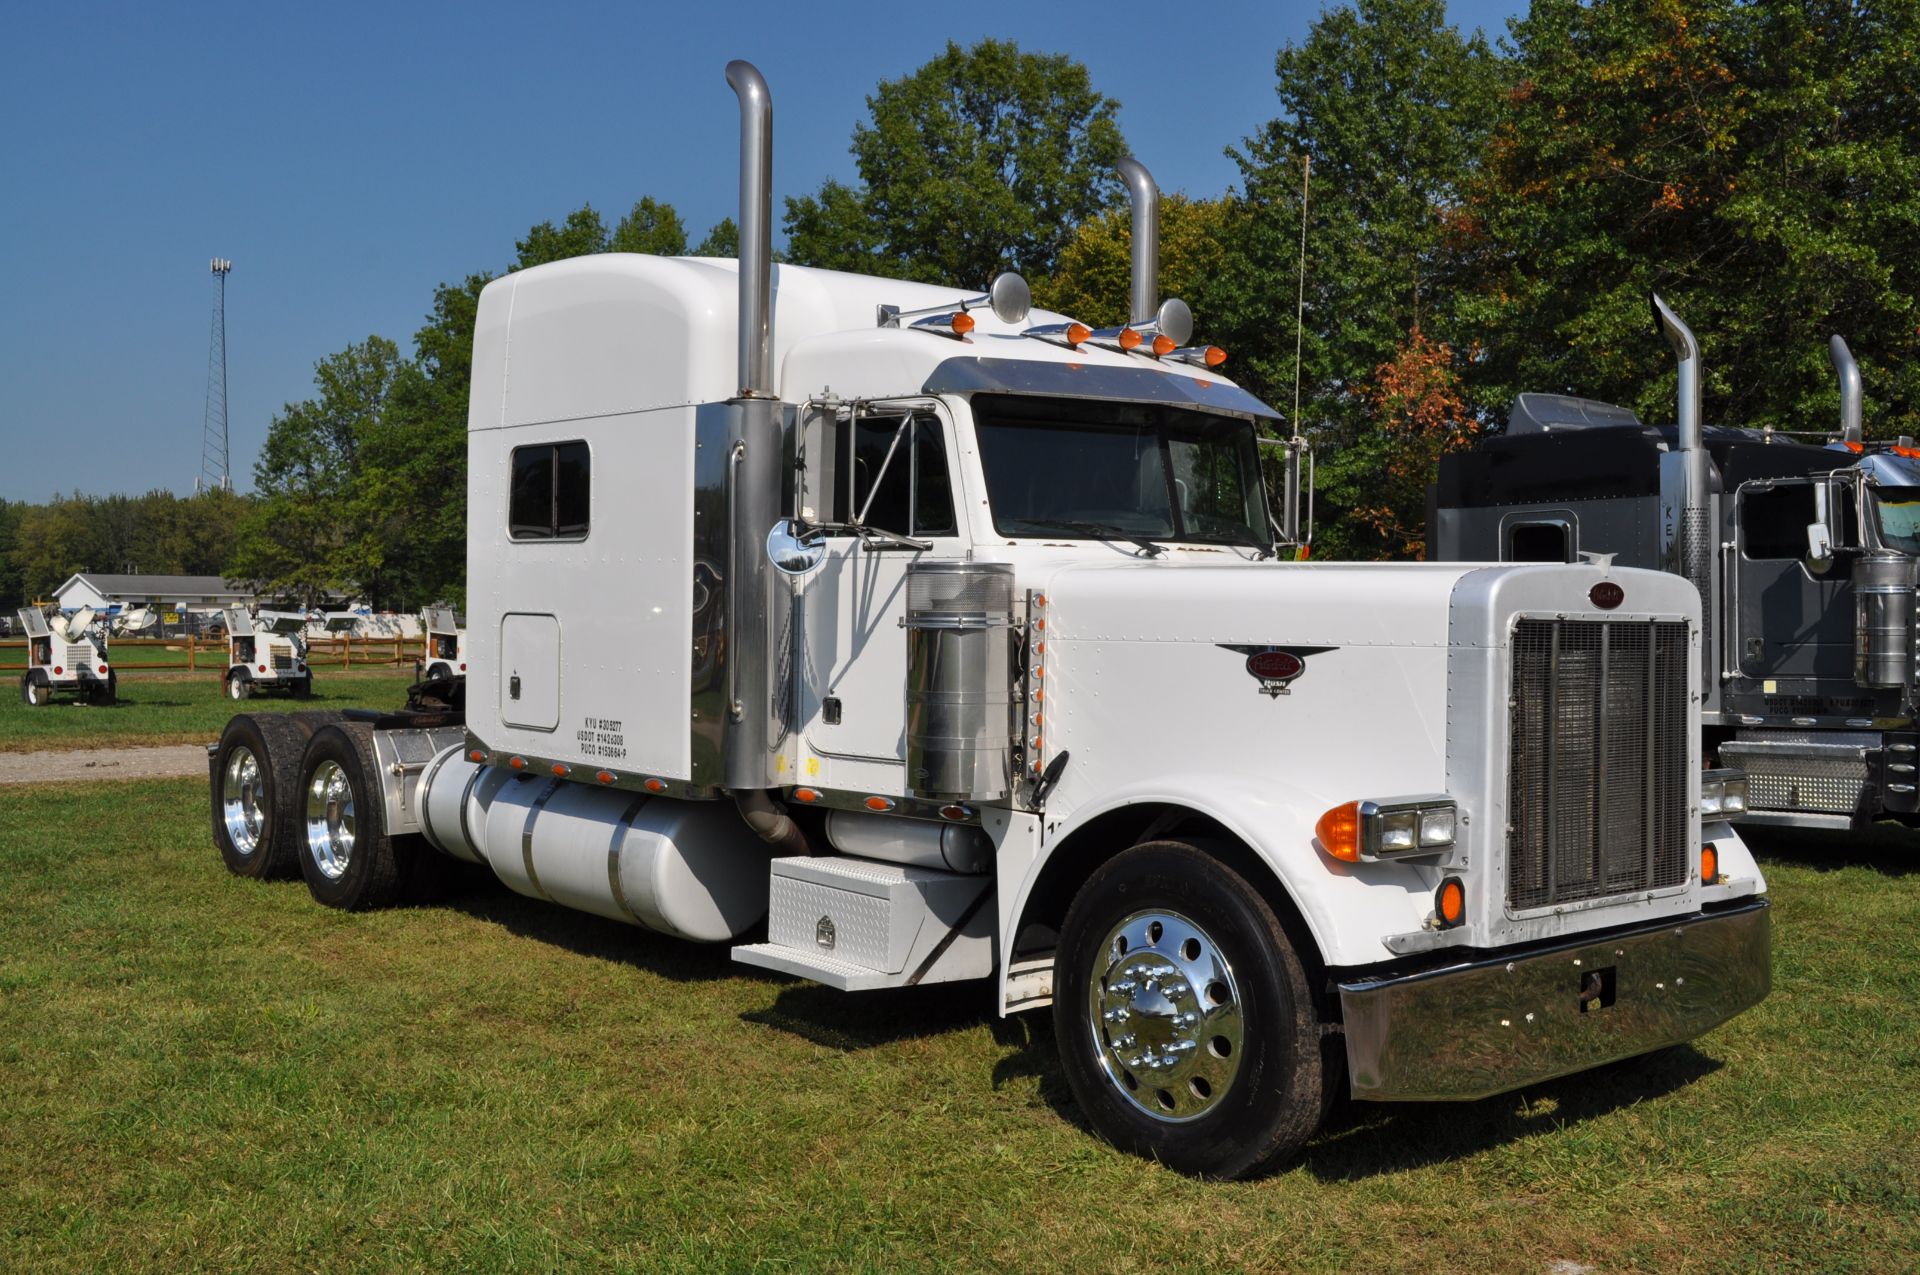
left=304, top=759, right=357, bottom=880
left=1088, top=909, right=1246, bottom=1122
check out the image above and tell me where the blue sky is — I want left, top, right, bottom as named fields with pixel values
left=0, top=0, right=1524, bottom=503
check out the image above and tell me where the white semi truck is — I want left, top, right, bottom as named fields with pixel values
left=18, top=606, right=115, bottom=706
left=222, top=608, right=313, bottom=700
left=206, top=61, right=1770, bottom=1178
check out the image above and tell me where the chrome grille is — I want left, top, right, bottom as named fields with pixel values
left=1508, top=618, right=1689, bottom=910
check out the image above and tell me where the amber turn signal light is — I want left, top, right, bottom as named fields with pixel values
left=1436, top=876, right=1466, bottom=928
left=1701, top=842, right=1719, bottom=885
left=1316, top=801, right=1362, bottom=862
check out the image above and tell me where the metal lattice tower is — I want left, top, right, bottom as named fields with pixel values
left=197, top=258, right=234, bottom=493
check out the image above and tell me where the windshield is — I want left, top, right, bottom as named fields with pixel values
left=1871, top=487, right=1920, bottom=554
left=971, top=393, right=1271, bottom=548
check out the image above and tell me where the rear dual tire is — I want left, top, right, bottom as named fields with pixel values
left=210, top=713, right=310, bottom=879
left=294, top=723, right=419, bottom=911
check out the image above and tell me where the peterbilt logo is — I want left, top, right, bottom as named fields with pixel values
left=1221, top=645, right=1335, bottom=697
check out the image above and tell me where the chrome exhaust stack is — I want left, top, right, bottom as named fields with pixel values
left=1651, top=293, right=1713, bottom=691
left=1116, top=156, right=1159, bottom=327
left=723, top=60, right=783, bottom=796
left=1831, top=334, right=1863, bottom=444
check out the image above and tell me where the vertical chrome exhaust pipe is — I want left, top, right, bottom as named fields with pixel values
left=1115, top=157, right=1159, bottom=327
left=724, top=60, right=781, bottom=794
left=1831, top=334, right=1863, bottom=444
left=1651, top=293, right=1713, bottom=687
left=727, top=60, right=774, bottom=398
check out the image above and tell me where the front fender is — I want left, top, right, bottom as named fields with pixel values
left=1007, top=773, right=1446, bottom=975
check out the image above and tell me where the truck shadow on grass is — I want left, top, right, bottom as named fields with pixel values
left=987, top=1014, right=1722, bottom=1181
left=1744, top=823, right=1920, bottom=877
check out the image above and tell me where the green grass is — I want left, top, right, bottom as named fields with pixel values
left=0, top=670, right=416, bottom=752
left=0, top=780, right=1916, bottom=1271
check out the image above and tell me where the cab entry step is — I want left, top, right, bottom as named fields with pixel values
left=732, top=855, right=994, bottom=991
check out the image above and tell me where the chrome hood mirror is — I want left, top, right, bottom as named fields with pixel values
left=767, top=518, right=825, bottom=576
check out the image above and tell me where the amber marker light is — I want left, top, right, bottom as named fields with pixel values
left=1152, top=334, right=1177, bottom=357
left=508, top=757, right=526, bottom=770
left=1066, top=324, right=1090, bottom=346
left=1117, top=327, right=1143, bottom=351
left=1316, top=801, right=1362, bottom=862
left=550, top=763, right=569, bottom=777
left=1701, top=842, right=1720, bottom=885
left=793, top=787, right=821, bottom=803
left=468, top=749, right=486, bottom=763
left=595, top=770, right=616, bottom=784
left=1436, top=877, right=1466, bottom=928
left=644, top=778, right=667, bottom=793
left=951, top=311, right=976, bottom=335
left=864, top=795, right=896, bottom=812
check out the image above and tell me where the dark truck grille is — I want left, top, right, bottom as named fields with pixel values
left=1508, top=618, right=1690, bottom=910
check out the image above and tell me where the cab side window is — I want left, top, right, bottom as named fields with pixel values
left=1507, top=521, right=1572, bottom=563
left=834, top=413, right=956, bottom=537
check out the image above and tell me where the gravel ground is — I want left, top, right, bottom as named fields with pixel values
left=0, top=744, right=210, bottom=785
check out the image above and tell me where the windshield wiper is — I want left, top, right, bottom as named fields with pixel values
left=1012, top=518, right=1167, bottom=556
left=1181, top=529, right=1275, bottom=559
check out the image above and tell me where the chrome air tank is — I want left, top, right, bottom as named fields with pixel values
left=903, top=562, right=1015, bottom=801
left=1854, top=551, right=1916, bottom=689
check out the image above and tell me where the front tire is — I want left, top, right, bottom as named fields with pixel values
left=295, top=723, right=416, bottom=910
left=227, top=670, right=252, bottom=701
left=210, top=713, right=307, bottom=879
left=20, top=674, right=50, bottom=707
left=1053, top=840, right=1336, bottom=1179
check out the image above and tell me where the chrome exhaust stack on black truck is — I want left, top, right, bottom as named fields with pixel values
left=1651, top=294, right=1715, bottom=697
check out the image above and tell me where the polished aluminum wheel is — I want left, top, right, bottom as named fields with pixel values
left=221, top=745, right=265, bottom=857
left=1086, top=909, right=1245, bottom=1122
left=304, top=759, right=356, bottom=880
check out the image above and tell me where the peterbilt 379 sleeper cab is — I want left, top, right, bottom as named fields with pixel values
left=205, top=60, right=1769, bottom=1179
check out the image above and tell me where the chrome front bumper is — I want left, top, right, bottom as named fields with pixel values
left=1338, top=899, right=1770, bottom=1101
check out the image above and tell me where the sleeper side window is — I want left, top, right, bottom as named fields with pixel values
left=509, top=441, right=591, bottom=540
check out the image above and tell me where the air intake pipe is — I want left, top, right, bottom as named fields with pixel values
left=1831, top=334, right=1863, bottom=444
left=1651, top=294, right=1711, bottom=597
left=1116, top=156, right=1159, bottom=327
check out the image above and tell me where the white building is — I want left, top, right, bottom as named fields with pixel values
left=52, top=573, right=255, bottom=614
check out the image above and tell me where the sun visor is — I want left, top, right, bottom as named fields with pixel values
left=1857, top=451, right=1920, bottom=487
left=924, top=356, right=1280, bottom=423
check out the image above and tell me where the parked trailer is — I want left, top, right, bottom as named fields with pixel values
left=222, top=608, right=314, bottom=701
left=1433, top=303, right=1918, bottom=832
left=207, top=61, right=1770, bottom=1178
left=18, top=606, right=115, bottom=706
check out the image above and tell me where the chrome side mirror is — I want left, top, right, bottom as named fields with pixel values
left=766, top=519, right=825, bottom=576
left=1806, top=522, right=1834, bottom=573
left=988, top=272, right=1031, bottom=325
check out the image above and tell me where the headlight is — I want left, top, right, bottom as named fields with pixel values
left=1701, top=769, right=1748, bottom=817
left=1341, top=795, right=1458, bottom=861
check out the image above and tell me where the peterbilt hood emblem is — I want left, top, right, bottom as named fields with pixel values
left=1221, top=645, right=1336, bottom=697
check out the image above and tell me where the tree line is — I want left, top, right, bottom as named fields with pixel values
left=13, top=0, right=1914, bottom=609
